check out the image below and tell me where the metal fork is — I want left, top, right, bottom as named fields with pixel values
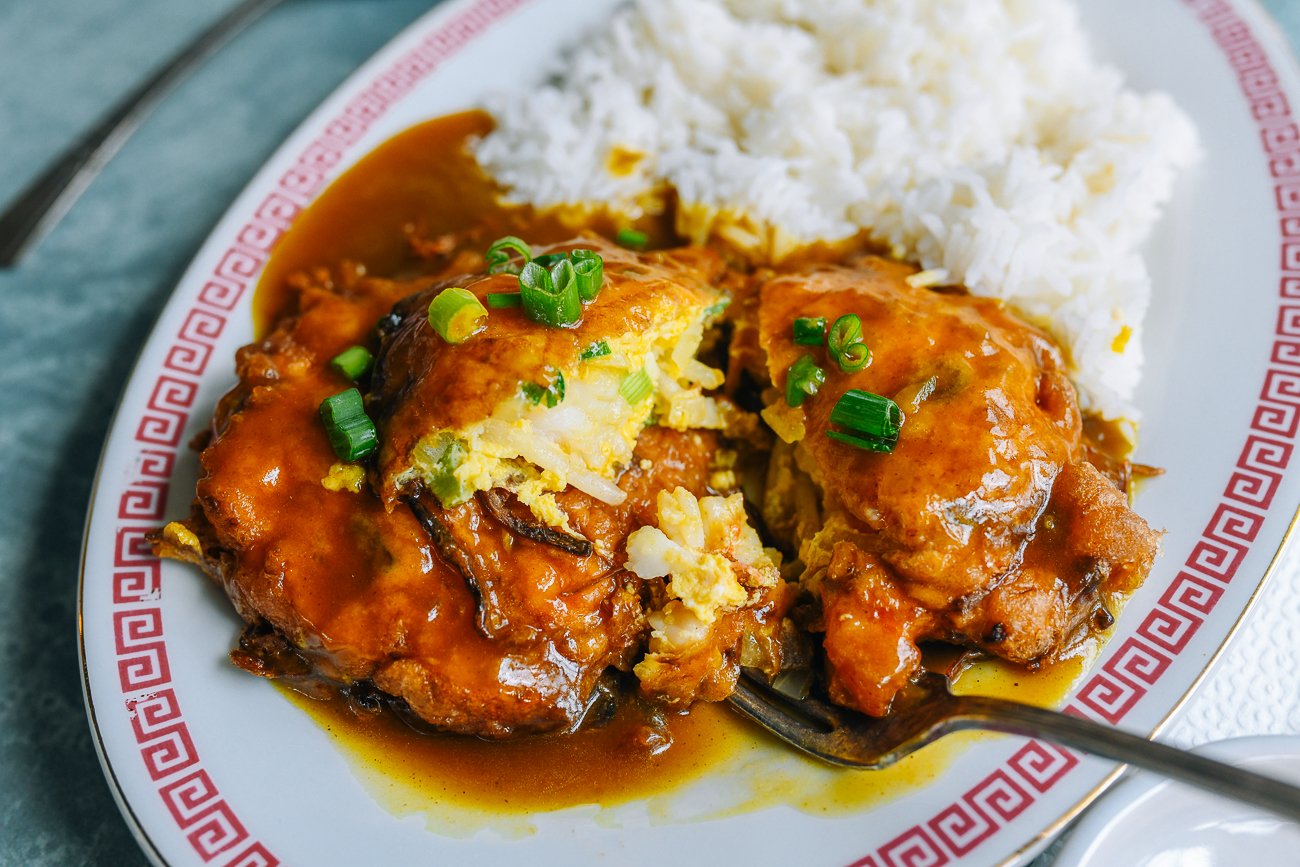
left=0, top=0, right=288, bottom=266
left=728, top=670, right=1300, bottom=822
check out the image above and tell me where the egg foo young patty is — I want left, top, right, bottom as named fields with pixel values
left=152, top=238, right=791, bottom=737
left=750, top=256, right=1160, bottom=716
left=153, top=235, right=1158, bottom=738
left=371, top=239, right=733, bottom=527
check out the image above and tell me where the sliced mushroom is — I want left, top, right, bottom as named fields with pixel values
left=478, top=488, right=593, bottom=557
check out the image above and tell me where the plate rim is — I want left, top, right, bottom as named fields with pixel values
left=74, top=0, right=1300, bottom=865
left=1000, top=1, right=1300, bottom=860
left=74, top=1, right=523, bottom=864
left=1051, top=733, right=1300, bottom=866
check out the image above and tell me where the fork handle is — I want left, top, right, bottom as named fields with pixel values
left=0, top=0, right=288, bottom=267
left=947, top=693, right=1300, bottom=823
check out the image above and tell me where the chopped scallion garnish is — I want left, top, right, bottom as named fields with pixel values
left=616, top=228, right=649, bottom=250
left=784, top=355, right=826, bottom=408
left=580, top=340, right=611, bottom=360
left=319, top=388, right=378, bottom=462
left=427, top=287, right=488, bottom=344
left=827, top=313, right=871, bottom=373
left=425, top=433, right=470, bottom=506
left=330, top=345, right=373, bottom=381
left=519, top=260, right=582, bottom=327
left=521, top=370, right=566, bottom=408
left=704, top=297, right=732, bottom=318
left=487, top=292, right=522, bottom=308
left=793, top=317, right=827, bottom=346
left=570, top=249, right=605, bottom=301
left=531, top=252, right=568, bottom=269
left=619, top=368, right=654, bottom=404
left=485, top=236, right=532, bottom=274
left=487, top=239, right=608, bottom=309
left=826, top=430, right=896, bottom=453
left=552, top=258, right=577, bottom=302
left=828, top=389, right=902, bottom=453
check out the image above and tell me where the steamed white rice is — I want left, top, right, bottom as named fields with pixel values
left=475, top=0, right=1199, bottom=420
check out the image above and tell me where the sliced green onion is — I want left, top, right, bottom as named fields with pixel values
left=520, top=370, right=566, bottom=408
left=784, top=355, right=826, bottom=408
left=831, top=389, right=902, bottom=437
left=827, top=430, right=897, bottom=453
left=828, top=313, right=871, bottom=373
left=330, top=345, right=373, bottom=381
left=837, top=341, right=871, bottom=372
left=427, top=287, right=488, bottom=344
left=319, top=388, right=378, bottom=462
left=828, top=389, right=902, bottom=453
left=704, top=297, right=732, bottom=318
left=570, top=249, right=605, bottom=301
left=793, top=317, right=827, bottom=346
left=580, top=340, right=611, bottom=360
left=487, top=292, right=522, bottom=309
left=425, top=433, right=471, bottom=506
left=616, top=227, right=649, bottom=250
left=828, top=314, right=863, bottom=353
left=531, top=252, right=568, bottom=269
left=547, top=373, right=566, bottom=406
left=519, top=260, right=582, bottom=327
left=619, top=368, right=654, bottom=404
left=551, top=258, right=577, bottom=301
left=485, top=236, right=532, bottom=274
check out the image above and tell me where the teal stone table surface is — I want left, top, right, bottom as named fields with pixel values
left=0, top=1, right=1297, bottom=864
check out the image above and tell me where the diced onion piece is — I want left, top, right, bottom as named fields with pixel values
left=772, top=667, right=814, bottom=700
left=905, top=268, right=949, bottom=288
left=480, top=419, right=627, bottom=505
left=762, top=402, right=806, bottom=443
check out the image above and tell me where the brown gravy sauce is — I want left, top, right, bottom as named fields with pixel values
left=255, top=111, right=1102, bottom=828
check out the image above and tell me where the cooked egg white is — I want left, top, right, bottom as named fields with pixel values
left=399, top=297, right=726, bottom=530
left=321, top=462, right=366, bottom=493
left=625, top=487, right=779, bottom=625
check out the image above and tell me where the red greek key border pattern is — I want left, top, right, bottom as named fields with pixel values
left=90, top=0, right=1298, bottom=864
left=842, top=2, right=1300, bottom=863
left=98, top=1, right=529, bottom=863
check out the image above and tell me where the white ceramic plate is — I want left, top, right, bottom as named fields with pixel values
left=1053, top=736, right=1300, bottom=865
left=78, top=0, right=1300, bottom=864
